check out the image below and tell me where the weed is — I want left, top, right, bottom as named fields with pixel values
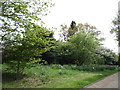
left=2, top=64, right=118, bottom=88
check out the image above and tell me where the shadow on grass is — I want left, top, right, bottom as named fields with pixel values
left=2, top=72, right=26, bottom=83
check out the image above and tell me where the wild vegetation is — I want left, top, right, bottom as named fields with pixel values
left=2, top=64, right=119, bottom=88
left=110, top=12, right=120, bottom=66
left=0, top=0, right=119, bottom=88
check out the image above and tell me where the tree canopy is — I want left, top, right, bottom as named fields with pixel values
left=59, top=22, right=103, bottom=42
left=0, top=0, right=55, bottom=73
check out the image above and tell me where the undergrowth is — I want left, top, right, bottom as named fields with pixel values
left=2, top=64, right=119, bottom=88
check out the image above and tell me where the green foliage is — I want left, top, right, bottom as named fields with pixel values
left=55, top=21, right=117, bottom=65
left=52, top=42, right=76, bottom=64
left=110, top=13, right=120, bottom=66
left=2, top=64, right=118, bottom=88
left=111, top=16, right=120, bottom=42
left=1, top=1, right=55, bottom=73
left=59, top=23, right=103, bottom=41
left=56, top=22, right=105, bottom=65
left=96, top=47, right=118, bottom=65
left=69, top=31, right=100, bottom=65
left=53, top=30, right=104, bottom=65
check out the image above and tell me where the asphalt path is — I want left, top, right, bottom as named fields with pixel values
left=84, top=72, right=120, bottom=88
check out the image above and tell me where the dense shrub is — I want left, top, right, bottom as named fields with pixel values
left=52, top=31, right=103, bottom=65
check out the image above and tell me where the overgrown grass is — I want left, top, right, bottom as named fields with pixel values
left=2, top=64, right=119, bottom=88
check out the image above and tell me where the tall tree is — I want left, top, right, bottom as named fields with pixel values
left=54, top=30, right=102, bottom=65
left=110, top=2, right=120, bottom=66
left=0, top=0, right=54, bottom=73
left=69, top=31, right=101, bottom=65
left=59, top=22, right=103, bottom=41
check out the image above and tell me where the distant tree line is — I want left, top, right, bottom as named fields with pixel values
left=1, top=0, right=118, bottom=73
left=42, top=21, right=118, bottom=65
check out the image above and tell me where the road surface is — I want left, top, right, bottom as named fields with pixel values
left=84, top=72, right=120, bottom=88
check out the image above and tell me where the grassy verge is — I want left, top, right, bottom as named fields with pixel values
left=2, top=64, right=119, bottom=88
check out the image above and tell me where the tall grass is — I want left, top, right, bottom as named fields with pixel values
left=2, top=64, right=119, bottom=88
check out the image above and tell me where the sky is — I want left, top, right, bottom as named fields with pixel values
left=42, top=0, right=120, bottom=54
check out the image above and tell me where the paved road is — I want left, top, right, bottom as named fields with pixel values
left=84, top=72, right=120, bottom=88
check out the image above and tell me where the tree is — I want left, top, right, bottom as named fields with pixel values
left=59, top=24, right=68, bottom=41
left=52, top=41, right=76, bottom=65
left=0, top=1, right=54, bottom=73
left=56, top=22, right=105, bottom=65
left=69, top=31, right=101, bottom=65
left=53, top=30, right=103, bottom=65
left=40, top=33, right=57, bottom=65
left=70, top=21, right=76, bottom=30
left=96, top=47, right=118, bottom=65
left=59, top=22, right=103, bottom=42
left=111, top=17, right=120, bottom=42
left=110, top=5, right=120, bottom=66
